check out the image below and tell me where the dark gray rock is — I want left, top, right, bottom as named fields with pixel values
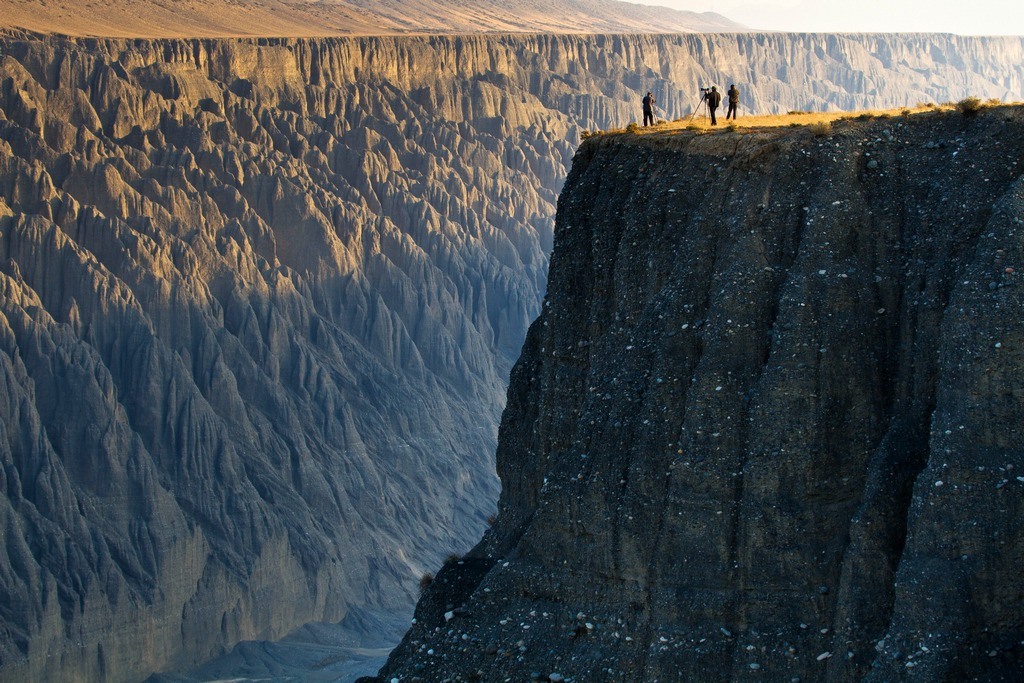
left=379, top=108, right=1024, bottom=682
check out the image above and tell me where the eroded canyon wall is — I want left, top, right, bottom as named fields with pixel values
left=1, top=31, right=1023, bottom=682
left=378, top=107, right=1024, bottom=682
left=0, top=35, right=570, bottom=683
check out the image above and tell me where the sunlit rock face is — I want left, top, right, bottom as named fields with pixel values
left=1, top=31, right=1023, bottom=683
left=0, top=0, right=747, bottom=38
left=377, top=108, right=1024, bottom=682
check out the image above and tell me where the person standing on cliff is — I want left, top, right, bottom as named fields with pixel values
left=642, top=91, right=656, bottom=126
left=726, top=84, right=739, bottom=120
left=707, top=86, right=722, bottom=125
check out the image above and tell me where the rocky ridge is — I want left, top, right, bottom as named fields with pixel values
left=377, top=107, right=1024, bottom=682
left=0, top=31, right=1023, bottom=683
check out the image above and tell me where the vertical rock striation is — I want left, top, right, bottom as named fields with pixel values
left=378, top=107, right=1024, bottom=682
left=0, top=30, right=1023, bottom=682
left=0, top=35, right=569, bottom=682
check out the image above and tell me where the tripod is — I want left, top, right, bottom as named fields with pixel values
left=688, top=91, right=709, bottom=124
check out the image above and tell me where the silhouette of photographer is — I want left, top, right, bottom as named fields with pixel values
left=726, top=84, right=739, bottom=120
left=642, top=91, right=656, bottom=126
left=707, top=85, right=722, bottom=125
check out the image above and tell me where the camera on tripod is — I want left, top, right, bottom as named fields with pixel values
left=688, top=85, right=715, bottom=124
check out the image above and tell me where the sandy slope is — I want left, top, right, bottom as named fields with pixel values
left=0, top=0, right=745, bottom=37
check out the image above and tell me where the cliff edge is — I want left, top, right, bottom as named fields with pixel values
left=378, top=106, right=1024, bottom=681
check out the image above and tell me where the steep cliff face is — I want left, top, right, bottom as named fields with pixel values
left=378, top=107, right=1024, bottom=682
left=1, top=31, right=1024, bottom=683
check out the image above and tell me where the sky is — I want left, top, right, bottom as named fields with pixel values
left=629, top=0, right=1024, bottom=35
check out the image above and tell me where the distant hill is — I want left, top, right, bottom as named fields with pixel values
left=0, top=0, right=745, bottom=38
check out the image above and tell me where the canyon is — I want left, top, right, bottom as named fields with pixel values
left=0, top=29, right=1023, bottom=682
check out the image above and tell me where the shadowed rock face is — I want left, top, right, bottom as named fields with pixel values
left=377, top=108, right=1024, bottom=682
left=1, top=32, right=1024, bottom=683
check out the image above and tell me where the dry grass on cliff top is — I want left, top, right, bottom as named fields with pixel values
left=595, top=99, right=1018, bottom=140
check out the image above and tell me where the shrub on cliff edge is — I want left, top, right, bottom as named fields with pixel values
left=809, top=121, right=832, bottom=137
left=957, top=96, right=983, bottom=116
